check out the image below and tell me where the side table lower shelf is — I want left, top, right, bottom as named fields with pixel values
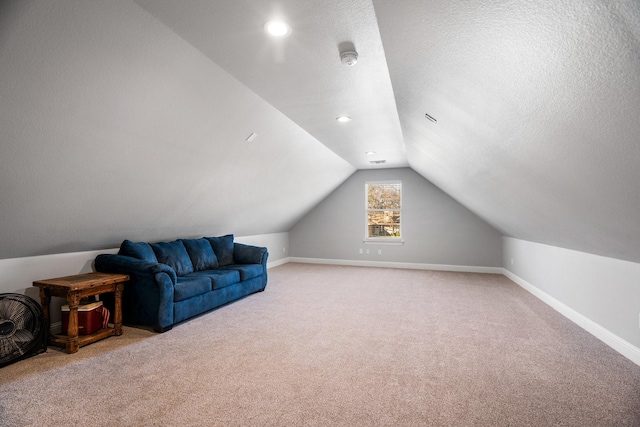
left=49, top=326, right=118, bottom=350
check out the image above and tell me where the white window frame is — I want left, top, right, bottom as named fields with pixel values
left=364, top=180, right=403, bottom=244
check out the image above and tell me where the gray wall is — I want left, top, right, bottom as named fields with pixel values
left=290, top=168, right=502, bottom=267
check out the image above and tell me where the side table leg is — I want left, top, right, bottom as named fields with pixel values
left=39, top=288, right=51, bottom=337
left=66, top=292, right=81, bottom=354
left=113, top=283, right=124, bottom=336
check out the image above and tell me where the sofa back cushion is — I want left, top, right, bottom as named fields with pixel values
left=119, top=240, right=158, bottom=263
left=206, top=234, right=234, bottom=266
left=151, top=240, right=194, bottom=276
left=181, top=238, right=219, bottom=271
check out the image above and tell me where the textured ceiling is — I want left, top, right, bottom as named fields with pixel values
left=373, top=0, right=640, bottom=262
left=1, top=0, right=639, bottom=264
left=0, top=0, right=355, bottom=258
left=133, top=0, right=407, bottom=170
left=132, top=0, right=640, bottom=263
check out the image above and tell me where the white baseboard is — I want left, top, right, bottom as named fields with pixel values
left=267, top=257, right=290, bottom=269
left=503, top=268, right=640, bottom=367
left=288, top=257, right=503, bottom=274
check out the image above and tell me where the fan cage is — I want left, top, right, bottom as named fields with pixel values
left=0, top=293, right=47, bottom=367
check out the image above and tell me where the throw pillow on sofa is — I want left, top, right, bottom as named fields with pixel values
left=181, top=238, right=219, bottom=271
left=151, top=240, right=194, bottom=276
left=119, top=240, right=158, bottom=263
left=206, top=234, right=234, bottom=266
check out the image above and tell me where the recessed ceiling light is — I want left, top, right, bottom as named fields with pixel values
left=365, top=151, right=376, bottom=155
left=336, top=116, right=352, bottom=123
left=264, top=20, right=291, bottom=37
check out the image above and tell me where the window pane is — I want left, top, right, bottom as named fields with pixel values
left=367, top=210, right=400, bottom=238
left=367, top=183, right=401, bottom=209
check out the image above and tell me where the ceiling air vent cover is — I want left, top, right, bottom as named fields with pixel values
left=369, top=160, right=387, bottom=165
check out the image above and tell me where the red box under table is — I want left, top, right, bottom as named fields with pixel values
left=61, top=301, right=104, bottom=335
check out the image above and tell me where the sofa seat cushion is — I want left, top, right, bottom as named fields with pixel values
left=219, top=264, right=263, bottom=281
left=151, top=240, right=194, bottom=276
left=174, top=275, right=212, bottom=302
left=190, top=269, right=240, bottom=290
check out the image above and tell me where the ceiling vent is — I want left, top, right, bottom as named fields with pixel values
left=369, top=160, right=387, bottom=165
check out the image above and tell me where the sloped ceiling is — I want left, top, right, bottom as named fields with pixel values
left=132, top=0, right=408, bottom=169
left=133, top=0, right=640, bottom=263
left=1, top=0, right=639, bottom=264
left=373, top=0, right=640, bottom=263
left=0, top=0, right=354, bottom=259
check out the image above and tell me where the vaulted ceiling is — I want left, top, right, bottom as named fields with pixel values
left=133, top=0, right=408, bottom=169
left=1, top=0, right=639, bottom=263
left=134, top=0, right=640, bottom=263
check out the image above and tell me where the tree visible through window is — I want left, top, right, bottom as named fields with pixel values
left=366, top=181, right=401, bottom=239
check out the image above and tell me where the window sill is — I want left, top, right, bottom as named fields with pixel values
left=363, top=240, right=404, bottom=245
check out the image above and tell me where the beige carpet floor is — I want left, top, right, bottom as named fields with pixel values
left=2, top=263, right=640, bottom=426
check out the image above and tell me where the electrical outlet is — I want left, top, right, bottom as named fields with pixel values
left=359, top=248, right=363, bottom=254
left=283, top=247, right=286, bottom=253
left=378, top=249, right=382, bottom=255
left=510, top=257, right=514, bottom=266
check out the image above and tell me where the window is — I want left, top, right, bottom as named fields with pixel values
left=365, top=181, right=401, bottom=240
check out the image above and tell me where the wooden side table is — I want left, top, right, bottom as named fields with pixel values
left=33, top=272, right=129, bottom=354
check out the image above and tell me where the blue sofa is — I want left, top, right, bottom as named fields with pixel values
left=95, top=235, right=268, bottom=332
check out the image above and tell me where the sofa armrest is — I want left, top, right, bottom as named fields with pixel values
left=95, top=254, right=177, bottom=331
left=233, top=243, right=268, bottom=266
left=95, top=254, right=177, bottom=283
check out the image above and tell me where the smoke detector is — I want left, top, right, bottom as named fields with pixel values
left=340, top=50, right=358, bottom=66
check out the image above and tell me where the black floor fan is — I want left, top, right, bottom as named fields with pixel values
left=0, top=293, right=47, bottom=368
